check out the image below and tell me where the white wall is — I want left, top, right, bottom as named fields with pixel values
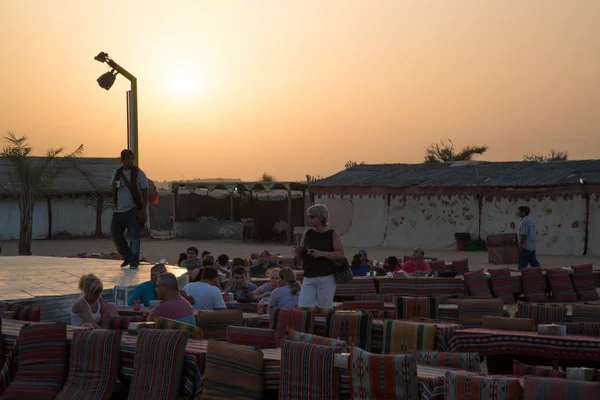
left=385, top=194, right=479, bottom=249
left=480, top=195, right=586, bottom=256
left=0, top=198, right=48, bottom=240
left=588, top=194, right=600, bottom=256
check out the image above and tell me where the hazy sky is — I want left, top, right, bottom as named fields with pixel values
left=1, top=1, right=599, bottom=181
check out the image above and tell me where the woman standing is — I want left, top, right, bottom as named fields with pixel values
left=294, top=204, right=344, bottom=309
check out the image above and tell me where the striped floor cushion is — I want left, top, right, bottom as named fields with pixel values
left=103, top=315, right=147, bottom=330
left=202, top=340, right=264, bottom=399
left=415, top=351, right=482, bottom=373
left=517, top=302, right=567, bottom=325
left=341, top=300, right=386, bottom=310
left=55, top=330, right=122, bottom=400
left=128, top=329, right=188, bottom=400
left=269, top=308, right=315, bottom=346
left=429, top=260, right=447, bottom=273
left=355, top=293, right=396, bottom=302
left=564, top=322, right=600, bottom=336
left=451, top=259, right=469, bottom=275
left=463, top=270, right=492, bottom=298
left=546, top=268, right=578, bottom=302
left=287, top=329, right=348, bottom=351
left=324, top=312, right=372, bottom=351
left=457, top=299, right=504, bottom=328
left=445, top=371, right=522, bottom=400
left=513, top=360, right=566, bottom=378
left=379, top=278, right=465, bottom=297
left=279, top=340, right=340, bottom=400
left=196, top=309, right=243, bottom=340
left=350, top=347, right=419, bottom=400
left=381, top=320, right=436, bottom=354
left=154, top=316, right=203, bottom=339
left=482, top=316, right=536, bottom=332
left=571, top=264, right=599, bottom=301
left=521, top=267, right=549, bottom=302
left=571, top=304, right=600, bottom=322
left=523, top=376, right=600, bottom=400
left=226, top=326, right=277, bottom=349
left=489, top=268, right=515, bottom=304
left=335, top=278, right=377, bottom=298
left=1, top=323, right=70, bottom=400
left=395, top=296, right=439, bottom=320
left=3, top=303, right=41, bottom=322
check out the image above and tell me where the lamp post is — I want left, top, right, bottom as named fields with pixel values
left=94, top=52, right=139, bottom=166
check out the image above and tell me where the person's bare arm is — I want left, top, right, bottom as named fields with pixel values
left=72, top=298, right=102, bottom=329
left=311, top=231, right=345, bottom=260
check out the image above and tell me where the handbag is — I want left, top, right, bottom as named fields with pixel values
left=332, top=258, right=353, bottom=284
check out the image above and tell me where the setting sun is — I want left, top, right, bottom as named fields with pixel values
left=167, top=67, right=201, bottom=96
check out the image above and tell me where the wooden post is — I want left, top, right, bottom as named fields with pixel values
left=172, top=184, right=178, bottom=239
left=47, top=196, right=52, bottom=239
left=230, top=192, right=234, bottom=221
left=287, top=184, right=292, bottom=245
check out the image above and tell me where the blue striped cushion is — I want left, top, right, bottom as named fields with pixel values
left=379, top=278, right=465, bottom=297
left=55, top=330, right=122, bottom=400
left=572, top=304, right=600, bottom=323
left=517, top=302, right=567, bottom=325
left=564, top=322, right=600, bottom=336
left=128, top=329, right=188, bottom=400
left=457, top=299, right=503, bottom=328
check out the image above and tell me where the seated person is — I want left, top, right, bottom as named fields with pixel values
left=250, top=250, right=279, bottom=277
left=147, top=272, right=195, bottom=325
left=269, top=268, right=300, bottom=311
left=177, top=252, right=187, bottom=266
left=215, top=253, right=232, bottom=278
left=225, top=266, right=258, bottom=301
left=396, top=247, right=431, bottom=276
left=350, top=253, right=371, bottom=276
left=183, top=267, right=227, bottom=311
left=127, top=263, right=167, bottom=306
left=271, top=217, right=288, bottom=242
left=250, top=267, right=280, bottom=300
left=358, top=249, right=371, bottom=264
left=72, top=274, right=118, bottom=329
left=180, top=246, right=202, bottom=271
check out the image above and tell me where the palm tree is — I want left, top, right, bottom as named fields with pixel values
left=84, top=193, right=113, bottom=238
left=523, top=149, right=568, bottom=162
left=0, top=132, right=83, bottom=255
left=261, top=172, right=275, bottom=182
left=345, top=160, right=364, bottom=169
left=424, top=139, right=488, bottom=163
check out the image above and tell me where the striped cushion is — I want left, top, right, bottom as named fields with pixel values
left=355, top=293, right=396, bottom=302
left=381, top=320, right=436, bottom=354
left=0, top=319, right=4, bottom=375
left=279, top=340, right=340, bottom=400
left=489, top=268, right=515, bottom=304
left=564, top=322, right=600, bottom=336
left=103, top=315, right=146, bottom=330
left=521, top=268, right=549, bottom=302
left=429, top=260, right=447, bottom=273
left=517, top=302, right=567, bottom=325
left=226, top=326, right=277, bottom=349
left=571, top=264, right=599, bottom=301
left=572, top=304, right=600, bottom=322
left=269, top=308, right=314, bottom=346
left=513, top=360, right=566, bottom=378
left=451, top=259, right=469, bottom=275
left=324, top=312, right=373, bottom=351
left=202, top=340, right=264, bottom=399
left=128, top=329, right=188, bottom=400
left=482, top=316, right=536, bottom=332
left=395, top=296, right=439, bottom=320
left=546, top=268, right=577, bottom=302
left=3, top=303, right=41, bottom=322
left=445, top=371, right=522, bottom=400
left=154, top=316, right=203, bottom=339
left=464, top=270, right=492, bottom=298
left=379, top=278, right=465, bottom=297
left=0, top=347, right=16, bottom=395
left=457, top=299, right=504, bottom=328
left=287, top=329, right=348, bottom=351
left=415, top=351, right=482, bottom=373
left=1, top=323, right=70, bottom=400
left=523, top=376, right=600, bottom=400
left=341, top=300, right=385, bottom=310
left=55, top=330, right=122, bottom=400
left=196, top=309, right=243, bottom=340
left=295, top=306, right=334, bottom=316
left=350, top=347, right=419, bottom=400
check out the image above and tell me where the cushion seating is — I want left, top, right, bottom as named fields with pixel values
left=3, top=303, right=41, bottom=322
left=354, top=293, right=396, bottom=302
left=489, top=268, right=515, bottom=304
left=287, top=329, right=348, bottom=351
left=226, top=326, right=277, bottom=349
left=196, top=310, right=243, bottom=341
left=381, top=320, right=436, bottom=354
left=415, top=351, right=482, bottom=372
left=457, top=299, right=504, bottom=328
left=341, top=300, right=386, bottom=310
left=571, top=304, right=600, bottom=322
left=429, top=260, right=447, bottom=273
left=451, top=259, right=469, bottom=275
left=564, top=322, right=600, bottom=336
left=395, top=296, right=439, bottom=320
left=513, top=360, right=566, bottom=378
left=269, top=308, right=315, bottom=346
left=482, top=315, right=536, bottom=332
left=55, top=330, right=122, bottom=400
left=517, top=302, right=568, bottom=325
left=523, top=376, right=600, bottom=400
left=324, top=312, right=372, bottom=351
left=445, top=371, right=522, bottom=400
left=571, top=264, right=599, bottom=301
left=154, top=316, right=203, bottom=339
left=463, top=270, right=493, bottom=298
left=103, top=315, right=146, bottom=330
left=521, top=268, right=549, bottom=302
left=546, top=268, right=578, bottom=302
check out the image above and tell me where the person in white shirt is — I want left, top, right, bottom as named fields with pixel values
left=272, top=217, right=288, bottom=242
left=518, top=206, right=541, bottom=270
left=182, top=267, right=227, bottom=311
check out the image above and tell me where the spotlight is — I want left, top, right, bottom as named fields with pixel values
left=97, top=70, right=117, bottom=90
left=94, top=52, right=109, bottom=63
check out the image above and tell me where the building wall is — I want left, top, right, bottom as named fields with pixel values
left=0, top=198, right=49, bottom=240
left=589, top=194, right=600, bottom=256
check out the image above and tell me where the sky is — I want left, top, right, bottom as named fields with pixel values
left=1, top=1, right=599, bottom=181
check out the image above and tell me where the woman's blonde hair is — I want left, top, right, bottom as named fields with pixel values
left=279, top=268, right=301, bottom=295
left=308, top=204, right=329, bottom=227
left=79, top=274, right=103, bottom=296
left=266, top=267, right=280, bottom=278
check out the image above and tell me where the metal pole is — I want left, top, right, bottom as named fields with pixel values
left=131, top=78, right=139, bottom=166
left=287, top=184, right=292, bottom=245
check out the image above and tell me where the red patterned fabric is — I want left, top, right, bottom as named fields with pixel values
left=287, top=329, right=348, bottom=351
left=269, top=308, right=314, bottom=346
left=463, top=270, right=492, bottom=298
left=341, top=300, right=386, bottom=310
left=3, top=303, right=41, bottom=322
left=523, top=376, right=600, bottom=400
left=196, top=309, right=243, bottom=340
left=571, top=304, right=600, bottom=322
left=512, top=359, right=566, bottom=378
left=55, top=330, right=122, bottom=400
left=1, top=323, right=70, bottom=400
left=517, top=302, right=567, bottom=325
left=429, top=260, right=447, bottom=273
left=546, top=268, right=578, bottom=302
left=489, top=268, right=515, bottom=304
left=571, top=264, right=599, bottom=301
left=445, top=371, right=522, bottom=400
left=451, top=259, right=469, bottom=275
left=226, top=326, right=277, bottom=349
left=128, top=329, right=188, bottom=400
left=103, top=315, right=146, bottom=330
left=521, top=268, right=549, bottom=302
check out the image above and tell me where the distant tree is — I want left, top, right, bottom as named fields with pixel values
left=523, top=149, right=568, bottom=162
left=424, top=139, right=488, bottom=163
left=306, top=174, right=322, bottom=183
left=345, top=160, right=364, bottom=169
left=261, top=172, right=275, bottom=182
left=84, top=194, right=113, bottom=239
left=0, top=132, right=84, bottom=255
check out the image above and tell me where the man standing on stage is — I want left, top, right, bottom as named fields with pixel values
left=111, top=149, right=149, bottom=269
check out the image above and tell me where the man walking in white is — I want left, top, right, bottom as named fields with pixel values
left=110, top=149, right=149, bottom=269
left=517, top=206, right=541, bottom=270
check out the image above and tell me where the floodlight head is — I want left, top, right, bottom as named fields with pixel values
left=94, top=52, right=109, bottom=63
left=97, top=70, right=117, bottom=90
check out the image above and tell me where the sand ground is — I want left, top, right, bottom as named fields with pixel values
left=0, top=238, right=597, bottom=269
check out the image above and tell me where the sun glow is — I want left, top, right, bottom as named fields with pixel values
left=166, top=66, right=202, bottom=97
